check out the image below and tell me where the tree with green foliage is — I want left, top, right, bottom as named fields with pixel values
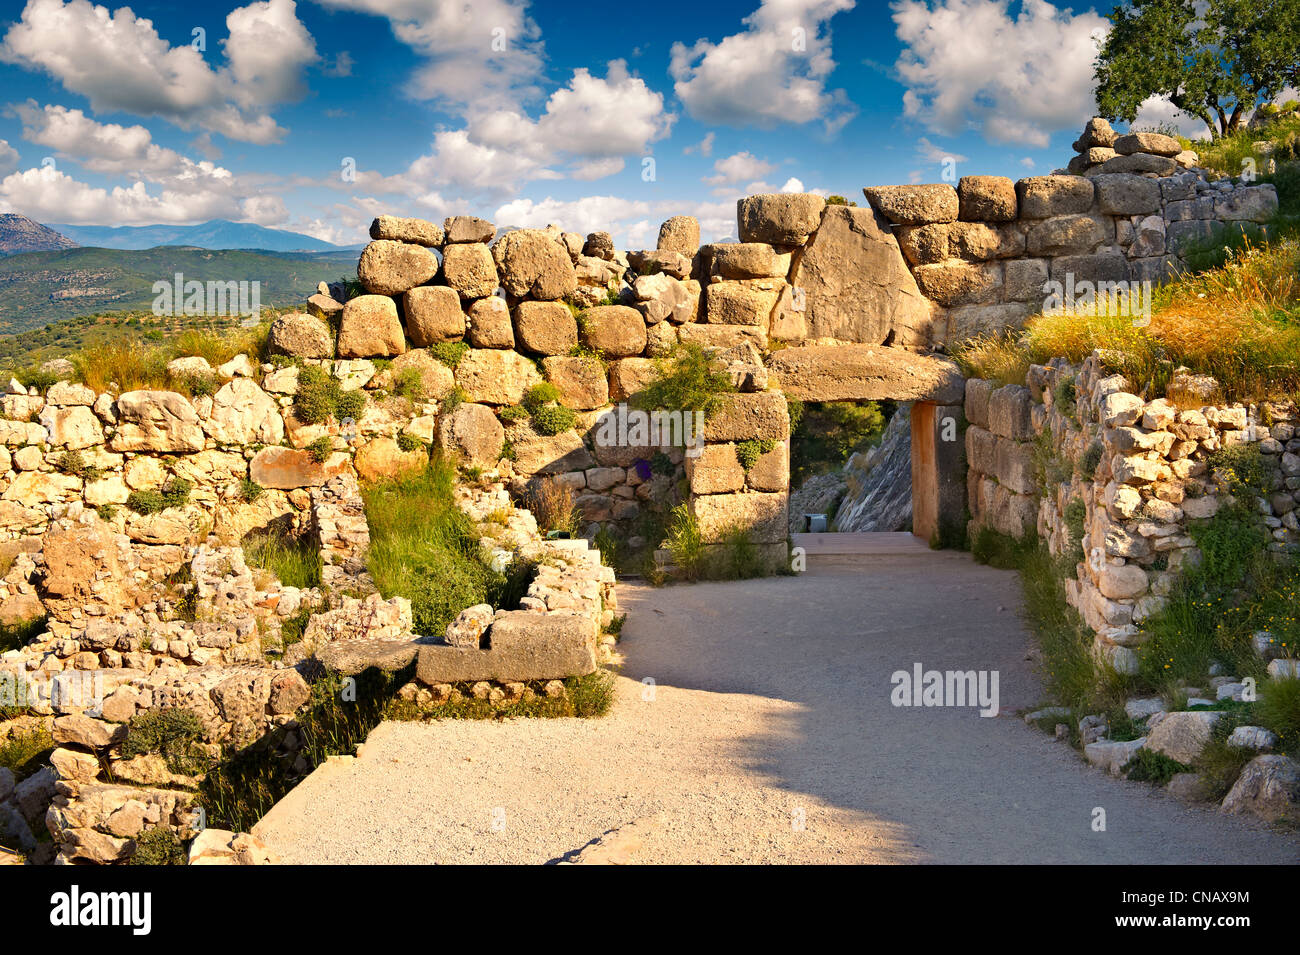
left=1094, top=0, right=1300, bottom=140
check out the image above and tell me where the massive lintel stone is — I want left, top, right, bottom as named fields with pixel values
left=415, top=610, right=597, bottom=684
left=767, top=344, right=965, bottom=404
left=790, top=204, right=935, bottom=346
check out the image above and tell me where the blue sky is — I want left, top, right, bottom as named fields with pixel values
left=0, top=0, right=1209, bottom=247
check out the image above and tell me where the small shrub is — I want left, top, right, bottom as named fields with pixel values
left=634, top=342, right=735, bottom=419
left=392, top=366, right=425, bottom=401
left=243, top=524, right=323, bottom=589
left=524, top=476, right=580, bottom=537
left=161, top=477, right=192, bottom=509
left=126, top=489, right=166, bottom=515
left=0, top=725, right=53, bottom=779
left=56, top=449, right=104, bottom=483
left=427, top=341, right=470, bottom=368
left=1077, top=441, right=1104, bottom=478
left=335, top=388, right=365, bottom=422
left=1257, top=677, right=1300, bottom=754
left=663, top=503, right=705, bottom=581
left=1123, top=748, right=1192, bottom=785
left=735, top=438, right=775, bottom=471
left=440, top=385, right=467, bottom=415
left=238, top=478, right=264, bottom=503
left=593, top=526, right=621, bottom=569
left=521, top=381, right=563, bottom=413
left=396, top=431, right=429, bottom=454
left=530, top=404, right=576, bottom=435
left=720, top=525, right=761, bottom=579
left=498, top=405, right=530, bottom=424
left=130, top=826, right=187, bottom=865
left=121, top=708, right=209, bottom=776
left=307, top=436, right=333, bottom=462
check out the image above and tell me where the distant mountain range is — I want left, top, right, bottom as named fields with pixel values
left=0, top=245, right=357, bottom=336
left=49, top=219, right=361, bottom=252
left=0, top=214, right=79, bottom=255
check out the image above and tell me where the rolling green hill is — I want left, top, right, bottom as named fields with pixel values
left=0, top=245, right=356, bottom=336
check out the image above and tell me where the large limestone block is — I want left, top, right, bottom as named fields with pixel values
left=862, top=184, right=958, bottom=224
left=466, top=296, right=514, bottom=348
left=443, top=216, right=496, bottom=244
left=987, top=385, right=1032, bottom=440
left=957, top=175, right=1016, bottom=221
left=767, top=344, right=965, bottom=404
left=686, top=443, right=745, bottom=494
left=437, top=402, right=504, bottom=467
left=790, top=204, right=934, bottom=344
left=354, top=436, right=427, bottom=482
left=370, top=215, right=443, bottom=247
left=657, top=215, right=700, bottom=256
left=607, top=357, right=659, bottom=402
left=376, top=349, right=455, bottom=399
left=703, top=392, right=789, bottom=442
left=912, top=261, right=1002, bottom=307
left=204, top=378, right=284, bottom=445
left=441, top=243, right=499, bottom=299
left=541, top=357, right=608, bottom=410
left=709, top=243, right=790, bottom=280
left=1074, top=117, right=1118, bottom=149
left=964, top=378, right=993, bottom=429
left=268, top=312, right=333, bottom=359
left=1144, top=711, right=1222, bottom=765
left=580, top=305, right=647, bottom=358
left=736, top=193, right=827, bottom=245
left=505, top=422, right=594, bottom=473
left=704, top=280, right=782, bottom=326
left=493, top=229, right=577, bottom=300
left=1025, top=215, right=1109, bottom=256
left=357, top=240, right=439, bottom=295
left=1093, top=174, right=1162, bottom=216
left=1114, top=131, right=1181, bottom=157
left=249, top=446, right=348, bottom=488
left=404, top=286, right=466, bottom=345
left=416, top=610, right=596, bottom=684
left=689, top=491, right=788, bottom=544
left=112, top=390, right=204, bottom=452
left=39, top=404, right=103, bottom=450
left=2, top=471, right=80, bottom=503
left=514, top=301, right=578, bottom=355
left=1220, top=755, right=1300, bottom=820
left=1091, top=154, right=1177, bottom=176
left=337, top=295, right=406, bottom=358
left=677, top=323, right=766, bottom=351
left=455, top=349, right=543, bottom=405
left=1015, top=176, right=1095, bottom=218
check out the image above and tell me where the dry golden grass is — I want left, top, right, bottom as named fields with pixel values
left=523, top=476, right=580, bottom=536
left=70, top=320, right=273, bottom=394
left=954, top=239, right=1300, bottom=402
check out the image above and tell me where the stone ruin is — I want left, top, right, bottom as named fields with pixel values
left=1, top=116, right=1291, bottom=862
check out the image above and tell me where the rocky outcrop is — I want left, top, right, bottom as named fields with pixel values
left=832, top=407, right=913, bottom=532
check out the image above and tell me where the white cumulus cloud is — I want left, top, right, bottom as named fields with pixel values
left=893, top=0, right=1108, bottom=148
left=0, top=0, right=317, bottom=144
left=671, top=0, right=857, bottom=133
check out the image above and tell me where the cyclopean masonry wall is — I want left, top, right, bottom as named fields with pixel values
left=965, top=360, right=1299, bottom=675
left=859, top=121, right=1279, bottom=346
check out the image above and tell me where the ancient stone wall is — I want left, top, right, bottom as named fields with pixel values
left=860, top=124, right=1279, bottom=347
left=965, top=358, right=1299, bottom=674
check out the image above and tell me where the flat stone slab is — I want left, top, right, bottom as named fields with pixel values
left=316, top=638, right=422, bottom=675
left=416, top=611, right=596, bottom=684
left=767, top=344, right=965, bottom=403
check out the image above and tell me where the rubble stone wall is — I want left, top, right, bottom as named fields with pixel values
left=965, top=357, right=1299, bottom=673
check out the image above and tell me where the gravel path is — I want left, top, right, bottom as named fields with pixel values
left=255, top=553, right=1299, bottom=864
